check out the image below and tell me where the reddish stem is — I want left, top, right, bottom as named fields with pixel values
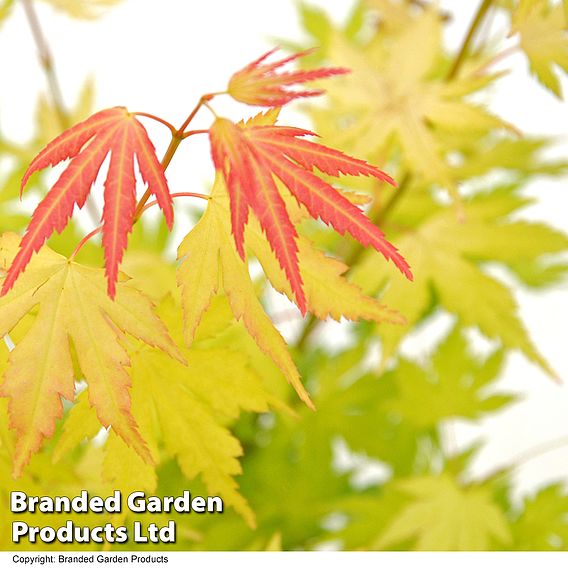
left=138, top=192, right=210, bottom=215
left=70, top=192, right=210, bottom=260
left=70, top=226, right=102, bottom=260
left=71, top=93, right=220, bottom=261
left=132, top=93, right=220, bottom=223
left=133, top=112, right=176, bottom=135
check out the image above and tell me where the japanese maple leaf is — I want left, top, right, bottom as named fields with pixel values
left=2, top=106, right=173, bottom=298
left=209, top=114, right=412, bottom=313
left=512, top=0, right=568, bottom=98
left=227, top=48, right=349, bottom=106
left=315, top=10, right=516, bottom=197
left=376, top=475, right=511, bottom=550
left=0, top=233, right=184, bottom=477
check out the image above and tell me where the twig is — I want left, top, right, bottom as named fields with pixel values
left=21, top=0, right=68, bottom=129
left=182, top=129, right=209, bottom=139
left=132, top=93, right=220, bottom=222
left=70, top=192, right=211, bottom=260
left=483, top=436, right=568, bottom=483
left=447, top=0, right=495, bottom=80
left=20, top=0, right=101, bottom=225
left=133, top=112, right=176, bottom=135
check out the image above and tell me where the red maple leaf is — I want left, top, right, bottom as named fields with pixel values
left=2, top=106, right=173, bottom=298
left=227, top=48, right=349, bottom=107
left=209, top=116, right=413, bottom=315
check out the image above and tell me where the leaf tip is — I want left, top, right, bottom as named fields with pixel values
left=106, top=279, right=117, bottom=300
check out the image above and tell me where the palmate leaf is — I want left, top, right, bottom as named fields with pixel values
left=374, top=475, right=511, bottom=551
left=177, top=174, right=312, bottom=409
left=227, top=48, right=349, bottom=107
left=310, top=8, right=515, bottom=195
left=512, top=0, right=568, bottom=98
left=511, top=484, right=568, bottom=550
left=177, top=174, right=406, bottom=408
left=0, top=233, right=184, bottom=476
left=384, top=327, right=516, bottom=428
left=209, top=112, right=411, bottom=313
left=351, top=187, right=568, bottom=377
left=54, top=298, right=282, bottom=527
left=2, top=107, right=174, bottom=298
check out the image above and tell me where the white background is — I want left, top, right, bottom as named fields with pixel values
left=0, top=0, right=567, bottom=502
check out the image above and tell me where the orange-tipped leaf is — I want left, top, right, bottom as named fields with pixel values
left=101, top=121, right=137, bottom=298
left=228, top=48, right=349, bottom=107
left=3, top=123, right=122, bottom=296
left=3, top=107, right=174, bottom=297
left=249, top=126, right=397, bottom=185
left=20, top=107, right=125, bottom=193
left=257, top=147, right=412, bottom=280
left=208, top=114, right=411, bottom=315
left=247, top=149, right=306, bottom=313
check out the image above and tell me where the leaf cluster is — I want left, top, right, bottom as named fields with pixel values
left=0, top=0, right=567, bottom=552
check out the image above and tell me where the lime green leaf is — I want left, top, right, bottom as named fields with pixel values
left=513, top=0, right=568, bottom=98
left=351, top=192, right=568, bottom=377
left=385, top=327, right=516, bottom=428
left=312, top=9, right=514, bottom=199
left=299, top=2, right=333, bottom=46
left=511, top=485, right=568, bottom=550
left=376, top=475, right=511, bottom=550
left=455, top=137, right=568, bottom=180
left=507, top=259, right=568, bottom=288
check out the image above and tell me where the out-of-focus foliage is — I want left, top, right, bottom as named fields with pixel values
left=511, top=0, right=568, bottom=97
left=1, top=0, right=567, bottom=552
left=0, top=0, right=13, bottom=26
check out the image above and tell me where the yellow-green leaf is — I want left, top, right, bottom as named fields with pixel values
left=513, top=0, right=568, bottom=98
left=350, top=193, right=567, bottom=377
left=376, top=475, right=511, bottom=550
left=177, top=174, right=313, bottom=409
left=0, top=232, right=183, bottom=476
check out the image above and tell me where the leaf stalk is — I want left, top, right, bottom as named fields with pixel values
left=447, top=0, right=495, bottom=80
left=131, top=93, right=221, bottom=223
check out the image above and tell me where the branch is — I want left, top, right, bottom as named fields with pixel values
left=21, top=0, right=69, bottom=129
left=21, top=0, right=101, bottom=225
left=447, top=0, right=495, bottom=80
left=132, top=93, right=220, bottom=222
left=482, top=436, right=568, bottom=483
